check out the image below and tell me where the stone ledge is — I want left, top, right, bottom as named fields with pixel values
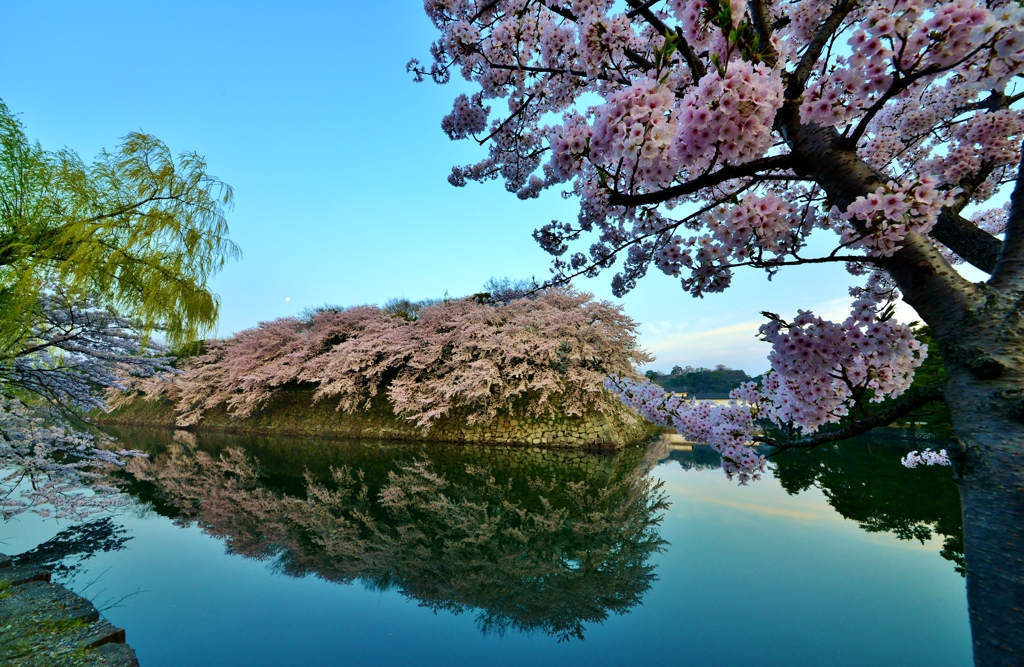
left=0, top=553, right=139, bottom=667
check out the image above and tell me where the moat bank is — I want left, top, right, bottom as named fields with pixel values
left=100, top=388, right=659, bottom=449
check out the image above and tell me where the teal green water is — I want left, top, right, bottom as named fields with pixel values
left=0, top=431, right=971, bottom=666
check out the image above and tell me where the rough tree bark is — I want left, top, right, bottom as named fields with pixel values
left=782, top=104, right=1024, bottom=666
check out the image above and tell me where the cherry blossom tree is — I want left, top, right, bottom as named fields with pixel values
left=0, top=287, right=167, bottom=519
left=134, top=287, right=651, bottom=429
left=412, top=1, right=1024, bottom=660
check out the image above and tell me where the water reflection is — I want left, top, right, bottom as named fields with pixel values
left=659, top=436, right=964, bottom=574
left=115, top=431, right=669, bottom=641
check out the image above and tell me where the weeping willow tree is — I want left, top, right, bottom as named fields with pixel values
left=0, top=98, right=239, bottom=349
left=0, top=99, right=239, bottom=518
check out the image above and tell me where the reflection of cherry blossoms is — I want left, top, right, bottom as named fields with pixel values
left=126, top=437, right=668, bottom=641
left=0, top=288, right=166, bottom=518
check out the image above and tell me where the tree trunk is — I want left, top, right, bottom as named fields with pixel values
left=946, top=335, right=1024, bottom=666
left=781, top=110, right=1024, bottom=664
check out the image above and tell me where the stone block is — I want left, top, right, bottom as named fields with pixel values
left=4, top=580, right=100, bottom=624
left=78, top=620, right=126, bottom=648
left=0, top=566, right=50, bottom=586
left=94, top=643, right=140, bottom=667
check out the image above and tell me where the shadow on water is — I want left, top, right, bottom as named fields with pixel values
left=106, top=428, right=671, bottom=642
left=12, top=518, right=133, bottom=581
left=660, top=433, right=964, bottom=575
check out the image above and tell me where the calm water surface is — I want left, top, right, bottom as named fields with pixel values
left=1, top=430, right=971, bottom=666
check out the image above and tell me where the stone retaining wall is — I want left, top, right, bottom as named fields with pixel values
left=101, top=388, right=659, bottom=449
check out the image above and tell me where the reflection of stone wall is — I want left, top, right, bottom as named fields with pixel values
left=427, top=410, right=647, bottom=448
left=102, top=388, right=659, bottom=449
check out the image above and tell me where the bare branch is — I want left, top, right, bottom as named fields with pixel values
left=477, top=94, right=535, bottom=145
left=626, top=0, right=661, bottom=18
left=607, top=155, right=795, bottom=207
left=469, top=0, right=501, bottom=23
left=487, top=61, right=630, bottom=85
left=747, top=0, right=779, bottom=65
left=728, top=254, right=881, bottom=270
left=990, top=141, right=1024, bottom=290
left=929, top=209, right=1002, bottom=274
left=542, top=2, right=578, bottom=22
left=622, top=0, right=706, bottom=81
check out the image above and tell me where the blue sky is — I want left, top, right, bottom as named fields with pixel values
left=0, top=1, right=981, bottom=373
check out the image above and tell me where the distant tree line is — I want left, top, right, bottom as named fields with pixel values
left=643, top=365, right=754, bottom=397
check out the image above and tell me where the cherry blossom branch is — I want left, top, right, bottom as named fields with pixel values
left=545, top=185, right=761, bottom=286
left=754, top=384, right=945, bottom=453
left=846, top=46, right=988, bottom=148
left=785, top=0, right=856, bottom=99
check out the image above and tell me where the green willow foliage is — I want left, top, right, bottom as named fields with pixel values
left=0, top=99, right=239, bottom=347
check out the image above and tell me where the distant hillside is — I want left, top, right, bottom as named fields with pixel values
left=645, top=365, right=753, bottom=396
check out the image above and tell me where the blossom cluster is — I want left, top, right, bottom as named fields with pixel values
left=836, top=177, right=957, bottom=256
left=901, top=448, right=952, bottom=467
left=441, top=93, right=490, bottom=140
left=589, top=78, right=678, bottom=189
left=548, top=111, right=594, bottom=182
left=606, top=375, right=766, bottom=484
left=759, top=299, right=925, bottom=431
left=673, top=62, right=784, bottom=173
